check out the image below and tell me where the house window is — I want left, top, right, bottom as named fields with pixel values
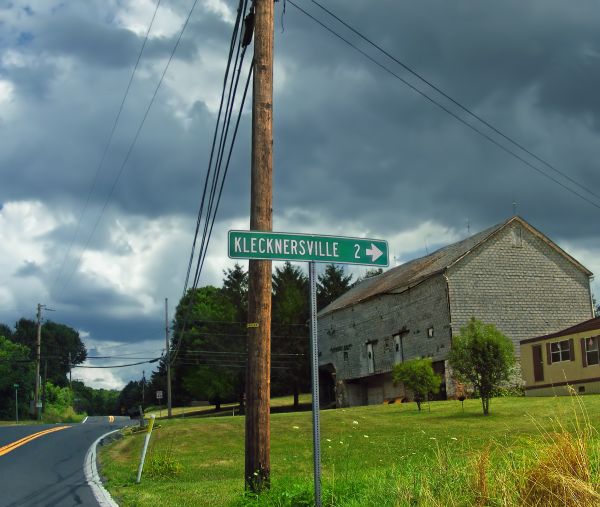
left=585, top=337, right=600, bottom=366
left=550, top=340, right=571, bottom=362
left=427, top=327, right=434, bottom=338
left=511, top=226, right=523, bottom=247
left=343, top=351, right=349, bottom=361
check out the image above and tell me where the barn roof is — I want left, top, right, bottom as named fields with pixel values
left=318, top=216, right=592, bottom=317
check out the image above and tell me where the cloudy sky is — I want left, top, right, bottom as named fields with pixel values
left=1, top=0, right=599, bottom=389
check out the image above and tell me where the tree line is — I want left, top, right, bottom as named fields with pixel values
left=123, top=263, right=357, bottom=413
left=0, top=319, right=119, bottom=419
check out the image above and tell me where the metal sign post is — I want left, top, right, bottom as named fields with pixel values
left=156, top=391, right=163, bottom=418
left=308, top=261, right=322, bottom=507
left=228, top=229, right=387, bottom=506
left=14, top=384, right=19, bottom=424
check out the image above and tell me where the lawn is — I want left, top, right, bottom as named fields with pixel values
left=99, top=394, right=600, bottom=506
left=144, top=394, right=312, bottom=419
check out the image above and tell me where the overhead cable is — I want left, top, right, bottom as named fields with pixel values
left=287, top=0, right=600, bottom=211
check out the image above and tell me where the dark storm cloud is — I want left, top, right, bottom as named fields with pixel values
left=14, top=260, right=42, bottom=277
left=1, top=0, right=600, bottom=386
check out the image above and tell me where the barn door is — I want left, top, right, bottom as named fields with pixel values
left=532, top=345, right=544, bottom=382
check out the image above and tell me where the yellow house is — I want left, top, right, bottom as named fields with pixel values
left=521, top=316, right=600, bottom=396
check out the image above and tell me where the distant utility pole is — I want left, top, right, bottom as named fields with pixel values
left=245, top=0, right=274, bottom=493
left=34, top=303, right=42, bottom=420
left=142, top=370, right=146, bottom=407
left=68, top=352, right=72, bottom=388
left=165, top=298, right=172, bottom=418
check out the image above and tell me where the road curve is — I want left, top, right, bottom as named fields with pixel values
left=0, top=416, right=130, bottom=507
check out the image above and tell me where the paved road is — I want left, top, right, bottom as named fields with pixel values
left=0, top=416, right=130, bottom=507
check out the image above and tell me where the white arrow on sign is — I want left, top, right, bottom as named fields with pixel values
left=366, top=243, right=383, bottom=262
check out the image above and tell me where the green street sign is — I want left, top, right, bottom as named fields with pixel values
left=228, top=230, right=388, bottom=266
left=13, top=384, right=19, bottom=389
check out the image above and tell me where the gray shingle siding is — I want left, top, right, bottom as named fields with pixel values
left=447, top=222, right=592, bottom=356
left=318, top=274, right=451, bottom=381
left=317, top=217, right=593, bottom=407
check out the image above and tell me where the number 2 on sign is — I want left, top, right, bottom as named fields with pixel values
left=354, top=244, right=360, bottom=259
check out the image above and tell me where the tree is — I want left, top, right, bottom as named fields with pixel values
left=183, top=366, right=234, bottom=411
left=448, top=318, right=516, bottom=416
left=317, top=264, right=353, bottom=311
left=355, top=267, right=384, bottom=284
left=170, top=286, right=241, bottom=410
left=0, top=336, right=35, bottom=419
left=222, top=263, right=248, bottom=322
left=272, top=262, right=310, bottom=408
left=12, top=318, right=87, bottom=387
left=0, top=323, right=13, bottom=340
left=392, top=358, right=441, bottom=411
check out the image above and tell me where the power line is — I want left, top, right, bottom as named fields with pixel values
left=72, top=358, right=160, bottom=369
left=50, top=0, right=163, bottom=296
left=287, top=0, right=600, bottom=211
left=171, top=0, right=253, bottom=365
left=56, top=0, right=203, bottom=297
left=309, top=0, right=600, bottom=204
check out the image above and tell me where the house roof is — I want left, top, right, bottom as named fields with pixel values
left=520, top=316, right=600, bottom=344
left=318, top=216, right=593, bottom=317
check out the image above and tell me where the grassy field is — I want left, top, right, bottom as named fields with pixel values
left=99, top=394, right=600, bottom=506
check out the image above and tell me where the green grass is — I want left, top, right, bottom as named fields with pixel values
left=99, top=395, right=600, bottom=506
left=145, top=394, right=312, bottom=420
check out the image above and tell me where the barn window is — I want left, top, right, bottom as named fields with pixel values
left=512, top=226, right=523, bottom=247
left=550, top=340, right=571, bottom=362
left=585, top=337, right=599, bottom=366
left=366, top=342, right=375, bottom=374
left=427, top=327, right=434, bottom=338
left=343, top=351, right=349, bottom=361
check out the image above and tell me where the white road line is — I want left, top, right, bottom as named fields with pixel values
left=82, top=416, right=89, bottom=424
left=84, top=429, right=121, bottom=507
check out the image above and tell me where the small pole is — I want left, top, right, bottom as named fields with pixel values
left=165, top=298, right=172, bottom=418
left=42, top=359, right=48, bottom=415
left=309, top=261, right=322, bottom=507
left=68, top=352, right=72, bottom=388
left=34, top=303, right=42, bottom=420
left=14, top=384, right=19, bottom=424
left=136, top=414, right=156, bottom=483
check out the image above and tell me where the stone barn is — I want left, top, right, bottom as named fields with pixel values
left=317, top=216, right=594, bottom=407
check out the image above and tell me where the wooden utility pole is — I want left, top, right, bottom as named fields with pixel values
left=245, top=0, right=274, bottom=492
left=165, top=298, right=172, bottom=418
left=34, top=303, right=42, bottom=419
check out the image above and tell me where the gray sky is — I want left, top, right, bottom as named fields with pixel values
left=1, top=0, right=599, bottom=389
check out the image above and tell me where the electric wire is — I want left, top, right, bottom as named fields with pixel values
left=56, top=0, right=203, bottom=298
left=183, top=0, right=247, bottom=295
left=50, top=0, right=163, bottom=298
left=287, top=0, right=600, bottom=211
left=309, top=0, right=600, bottom=203
left=72, top=358, right=161, bottom=369
left=170, top=0, right=253, bottom=366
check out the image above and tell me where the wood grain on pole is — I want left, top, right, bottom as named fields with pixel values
left=246, top=0, right=273, bottom=492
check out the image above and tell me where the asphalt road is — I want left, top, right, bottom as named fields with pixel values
left=0, top=416, right=130, bottom=507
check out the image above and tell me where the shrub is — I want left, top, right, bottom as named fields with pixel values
left=448, top=318, right=516, bottom=415
left=392, top=358, right=441, bottom=411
